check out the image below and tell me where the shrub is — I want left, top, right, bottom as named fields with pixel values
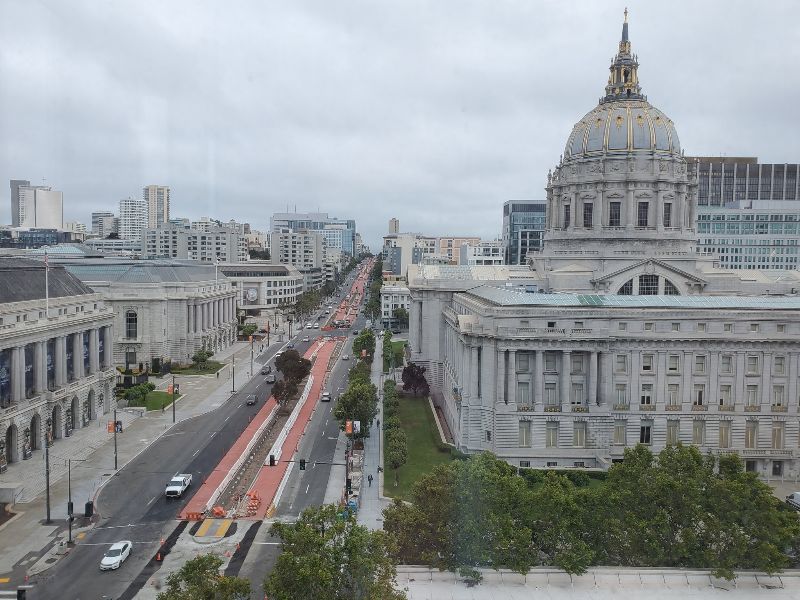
left=383, top=415, right=401, bottom=431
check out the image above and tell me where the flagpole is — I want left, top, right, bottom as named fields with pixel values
left=44, top=251, right=49, bottom=319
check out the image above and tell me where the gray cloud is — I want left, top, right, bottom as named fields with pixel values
left=2, top=1, right=798, bottom=250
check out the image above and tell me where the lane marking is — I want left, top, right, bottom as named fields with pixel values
left=192, top=449, right=200, bottom=457
left=305, top=484, right=310, bottom=494
left=224, top=415, right=231, bottom=422
left=210, top=431, right=217, bottom=438
left=146, top=496, right=157, bottom=506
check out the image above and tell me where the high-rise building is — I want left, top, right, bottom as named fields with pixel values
left=270, top=212, right=356, bottom=255
left=10, top=181, right=63, bottom=229
left=143, top=185, right=170, bottom=229
left=502, top=200, right=546, bottom=265
left=688, top=157, right=799, bottom=206
left=142, top=224, right=248, bottom=262
left=91, top=211, right=118, bottom=237
left=270, top=229, right=326, bottom=290
left=438, top=236, right=481, bottom=264
left=118, top=197, right=147, bottom=241
left=389, top=218, right=400, bottom=234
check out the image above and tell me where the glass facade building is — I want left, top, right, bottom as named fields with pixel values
left=502, top=201, right=546, bottom=265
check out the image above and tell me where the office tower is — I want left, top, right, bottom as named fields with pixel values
left=118, top=197, right=147, bottom=241
left=143, top=185, right=170, bottom=229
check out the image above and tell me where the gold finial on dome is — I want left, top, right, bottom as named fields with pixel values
left=624, top=7, right=628, bottom=24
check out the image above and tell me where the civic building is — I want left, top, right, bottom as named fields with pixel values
left=409, top=13, right=800, bottom=479
left=0, top=258, right=116, bottom=472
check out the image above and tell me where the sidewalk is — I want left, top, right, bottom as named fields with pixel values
left=0, top=338, right=285, bottom=581
left=356, top=351, right=392, bottom=530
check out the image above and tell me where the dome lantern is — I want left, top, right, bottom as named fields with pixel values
left=602, top=8, right=644, bottom=103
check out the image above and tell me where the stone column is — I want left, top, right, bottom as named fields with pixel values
left=560, top=350, right=571, bottom=409
left=596, top=189, right=604, bottom=229
left=35, top=341, right=46, bottom=394
left=103, top=326, right=113, bottom=369
left=11, top=346, right=23, bottom=402
left=655, top=351, right=666, bottom=405
left=709, top=351, right=719, bottom=406
left=735, top=351, right=746, bottom=409
left=196, top=303, right=202, bottom=333
left=496, top=347, right=506, bottom=404
left=589, top=351, right=598, bottom=406
left=203, top=302, right=209, bottom=331
left=682, top=351, right=693, bottom=406
left=625, top=187, right=635, bottom=229
left=89, top=329, right=99, bottom=374
left=535, top=350, right=544, bottom=406
left=598, top=351, right=610, bottom=406
left=55, top=336, right=66, bottom=386
left=761, top=352, right=773, bottom=406
left=507, top=350, right=517, bottom=404
left=72, top=333, right=83, bottom=380
left=188, top=303, right=194, bottom=334
left=470, top=346, right=479, bottom=400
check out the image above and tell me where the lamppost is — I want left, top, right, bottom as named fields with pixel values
left=45, top=417, right=52, bottom=524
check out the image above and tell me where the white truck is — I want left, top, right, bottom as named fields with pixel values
left=165, top=473, right=192, bottom=498
left=786, top=492, right=800, bottom=510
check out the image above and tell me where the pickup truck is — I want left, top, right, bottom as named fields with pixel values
left=165, top=473, right=192, bottom=498
left=787, top=492, right=800, bottom=510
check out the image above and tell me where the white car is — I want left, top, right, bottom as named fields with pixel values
left=313, top=323, right=319, bottom=329
left=306, top=323, right=312, bottom=329
left=342, top=354, right=350, bottom=361
left=100, top=541, right=132, bottom=571
left=302, top=336, right=310, bottom=342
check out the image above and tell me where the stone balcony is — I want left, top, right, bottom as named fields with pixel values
left=771, top=405, right=788, bottom=413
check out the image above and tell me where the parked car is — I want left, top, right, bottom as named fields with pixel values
left=342, top=354, right=350, bottom=361
left=265, top=373, right=277, bottom=384
left=100, top=541, right=132, bottom=571
left=306, top=323, right=313, bottom=329
left=321, top=391, right=331, bottom=402
left=260, top=365, right=272, bottom=375
left=165, top=473, right=192, bottom=498
left=352, top=329, right=359, bottom=335
left=313, top=323, right=319, bottom=329
left=787, top=492, right=800, bottom=510
left=287, top=342, right=294, bottom=349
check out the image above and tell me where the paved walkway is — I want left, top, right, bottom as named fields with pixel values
left=0, top=338, right=286, bottom=580
left=356, top=349, right=393, bottom=530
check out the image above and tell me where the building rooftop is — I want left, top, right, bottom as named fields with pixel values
left=39, top=258, right=228, bottom=284
left=468, top=285, right=800, bottom=311
left=0, top=257, right=95, bottom=303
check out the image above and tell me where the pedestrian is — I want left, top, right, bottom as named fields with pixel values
left=368, top=474, right=373, bottom=487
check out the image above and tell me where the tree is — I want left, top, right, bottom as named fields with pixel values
left=347, top=361, right=371, bottom=385
left=156, top=553, right=250, bottom=600
left=238, top=323, right=257, bottom=337
left=275, top=350, right=312, bottom=383
left=248, top=248, right=270, bottom=260
left=385, top=428, right=408, bottom=486
left=271, top=378, right=298, bottom=406
left=333, top=381, right=378, bottom=438
left=401, top=363, right=429, bottom=396
left=265, top=504, right=405, bottom=600
left=192, top=349, right=213, bottom=369
left=353, top=330, right=376, bottom=362
left=392, top=308, right=409, bottom=328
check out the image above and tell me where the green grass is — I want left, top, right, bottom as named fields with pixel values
left=170, top=361, right=224, bottom=375
left=130, top=391, right=183, bottom=411
left=383, top=396, right=452, bottom=501
left=383, top=340, right=406, bottom=373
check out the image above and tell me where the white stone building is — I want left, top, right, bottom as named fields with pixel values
left=57, top=259, right=237, bottom=366
left=0, top=258, right=116, bottom=472
left=270, top=229, right=325, bottom=291
left=460, top=240, right=505, bottom=266
left=142, top=224, right=248, bottom=262
left=219, top=262, right=303, bottom=313
left=118, top=197, right=147, bottom=241
left=380, top=284, right=411, bottom=329
left=408, top=14, right=800, bottom=479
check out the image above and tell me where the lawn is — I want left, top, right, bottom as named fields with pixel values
left=383, top=395, right=452, bottom=501
left=131, top=390, right=183, bottom=412
left=170, top=361, right=224, bottom=375
left=383, top=340, right=406, bottom=373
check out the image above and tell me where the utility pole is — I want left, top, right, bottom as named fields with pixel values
left=250, top=337, right=254, bottom=377
left=45, top=419, right=51, bottom=524
left=113, top=408, right=118, bottom=470
left=67, top=458, right=73, bottom=545
left=172, top=375, right=176, bottom=423
left=231, top=353, right=236, bottom=393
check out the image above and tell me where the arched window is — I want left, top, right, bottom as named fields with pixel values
left=125, top=310, right=137, bottom=339
left=616, top=275, right=681, bottom=296
left=663, top=279, right=680, bottom=295
left=618, top=279, right=633, bottom=295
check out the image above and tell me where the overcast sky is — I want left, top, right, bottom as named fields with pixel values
left=2, top=1, right=799, bottom=250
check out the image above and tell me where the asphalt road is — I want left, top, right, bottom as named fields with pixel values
left=29, top=340, right=287, bottom=600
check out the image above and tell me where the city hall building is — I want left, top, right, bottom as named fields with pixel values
left=409, top=14, right=800, bottom=479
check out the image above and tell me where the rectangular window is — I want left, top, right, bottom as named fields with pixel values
left=516, top=353, right=530, bottom=372
left=666, top=420, right=679, bottom=445
left=719, top=421, right=731, bottom=448
left=745, top=421, right=758, bottom=449
left=772, top=422, right=785, bottom=450
left=571, top=355, right=583, bottom=374
left=518, top=421, right=531, bottom=447
left=615, top=384, right=627, bottom=406
left=773, top=385, right=785, bottom=406
left=638, top=274, right=658, bottom=295
left=663, top=202, right=672, bottom=228
left=544, top=353, right=556, bottom=372
left=724, top=323, right=733, bottom=332
left=644, top=322, right=653, bottom=331
left=668, top=354, right=679, bottom=372
left=777, top=324, right=787, bottom=333
left=546, top=422, right=559, bottom=448
left=720, top=384, right=732, bottom=406
left=694, top=355, right=706, bottom=374
left=642, top=354, right=654, bottom=372
left=618, top=322, right=627, bottom=331
left=746, top=385, right=759, bottom=407
left=774, top=356, right=786, bottom=376
left=609, top=202, right=621, bottom=227
left=640, top=424, right=652, bottom=445
left=692, top=421, right=706, bottom=445
left=573, top=422, right=587, bottom=447
left=721, top=354, right=733, bottom=374
left=544, top=383, right=558, bottom=406
left=571, top=383, right=584, bottom=405
left=667, top=384, right=680, bottom=407
left=671, top=322, right=680, bottom=332
left=697, top=322, right=707, bottom=332
left=640, top=384, right=653, bottom=405
left=517, top=382, right=530, bottom=405
left=613, top=420, right=627, bottom=445
left=615, top=354, right=628, bottom=373
left=563, top=204, right=571, bottom=228
left=583, top=203, right=593, bottom=228
left=750, top=323, right=760, bottom=333
left=746, top=355, right=759, bottom=375
left=693, top=384, right=705, bottom=406
left=637, top=201, right=649, bottom=227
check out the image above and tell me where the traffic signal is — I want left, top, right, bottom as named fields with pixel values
left=269, top=454, right=276, bottom=467
left=174, top=384, right=180, bottom=395
left=299, top=459, right=306, bottom=470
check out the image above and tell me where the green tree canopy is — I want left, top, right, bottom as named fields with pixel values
left=156, top=554, right=250, bottom=600
left=265, top=504, right=405, bottom=600
left=353, top=329, right=376, bottom=362
left=401, top=363, right=429, bottom=396
left=334, top=381, right=378, bottom=438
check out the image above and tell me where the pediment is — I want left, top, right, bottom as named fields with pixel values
left=591, top=258, right=707, bottom=285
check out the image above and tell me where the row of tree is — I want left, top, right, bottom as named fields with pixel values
left=352, top=329, right=376, bottom=364
left=383, top=446, right=800, bottom=581
left=333, top=358, right=378, bottom=439
left=383, top=379, right=407, bottom=487
left=364, top=258, right=383, bottom=320
left=272, top=349, right=312, bottom=408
